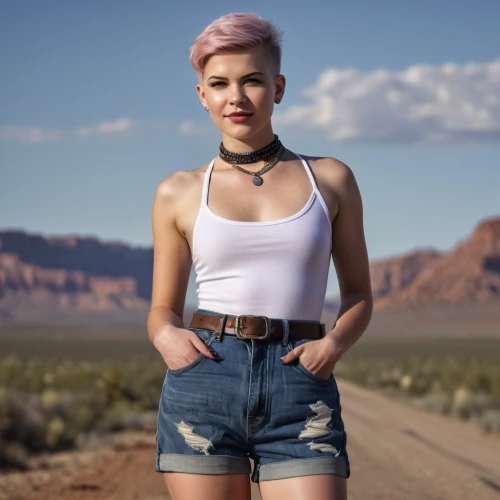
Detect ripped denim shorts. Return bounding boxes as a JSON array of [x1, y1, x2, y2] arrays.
[[155, 308, 350, 483]]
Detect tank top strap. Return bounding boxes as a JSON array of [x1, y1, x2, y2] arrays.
[[201, 157, 217, 207], [295, 152, 332, 227], [294, 153, 320, 195]]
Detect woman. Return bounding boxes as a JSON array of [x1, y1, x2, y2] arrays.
[[148, 12, 373, 500]]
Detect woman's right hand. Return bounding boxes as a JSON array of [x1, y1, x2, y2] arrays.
[[152, 325, 217, 371]]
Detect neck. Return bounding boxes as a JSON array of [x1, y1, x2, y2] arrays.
[[220, 128, 276, 153]]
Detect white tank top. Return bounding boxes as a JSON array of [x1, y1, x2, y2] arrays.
[[192, 152, 332, 321]]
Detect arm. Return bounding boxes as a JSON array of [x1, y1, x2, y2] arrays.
[[147, 172, 217, 367], [147, 172, 192, 343], [324, 159, 373, 361], [280, 158, 373, 375]]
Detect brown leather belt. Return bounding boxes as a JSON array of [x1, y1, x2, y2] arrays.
[[189, 313, 325, 341]]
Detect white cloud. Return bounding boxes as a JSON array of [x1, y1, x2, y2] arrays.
[[0, 126, 64, 144], [274, 58, 500, 145], [75, 118, 134, 138], [178, 120, 207, 136], [0, 118, 135, 143]]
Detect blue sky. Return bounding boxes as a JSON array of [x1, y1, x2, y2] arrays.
[[1, 0, 499, 301]]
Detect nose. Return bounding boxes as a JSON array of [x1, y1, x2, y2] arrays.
[[228, 84, 247, 106]]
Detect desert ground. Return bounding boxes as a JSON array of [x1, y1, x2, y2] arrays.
[[2, 376, 499, 500]]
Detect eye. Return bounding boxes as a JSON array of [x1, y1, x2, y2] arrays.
[[209, 78, 263, 88]]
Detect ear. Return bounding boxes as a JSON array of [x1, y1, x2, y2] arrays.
[[196, 83, 207, 109], [274, 73, 286, 102]]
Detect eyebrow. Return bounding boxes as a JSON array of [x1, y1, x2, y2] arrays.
[[207, 71, 265, 81]]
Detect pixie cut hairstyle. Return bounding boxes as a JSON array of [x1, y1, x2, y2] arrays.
[[189, 12, 284, 82]]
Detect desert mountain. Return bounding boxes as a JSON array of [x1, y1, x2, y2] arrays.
[[369, 249, 443, 300], [0, 230, 153, 299], [374, 216, 500, 310], [1, 216, 499, 325], [0, 230, 152, 323], [321, 216, 500, 340]]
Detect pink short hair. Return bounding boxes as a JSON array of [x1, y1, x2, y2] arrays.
[[190, 13, 284, 82]]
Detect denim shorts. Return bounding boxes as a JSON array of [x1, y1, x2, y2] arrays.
[[155, 308, 350, 483]]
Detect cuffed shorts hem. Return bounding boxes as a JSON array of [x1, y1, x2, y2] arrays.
[[156, 453, 252, 475], [252, 456, 349, 483]]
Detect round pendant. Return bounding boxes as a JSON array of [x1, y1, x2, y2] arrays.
[[253, 176, 263, 186]]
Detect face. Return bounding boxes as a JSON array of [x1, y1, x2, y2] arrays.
[[196, 44, 285, 143]]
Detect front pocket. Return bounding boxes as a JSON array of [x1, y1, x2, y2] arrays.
[[284, 338, 334, 384], [167, 328, 215, 375]]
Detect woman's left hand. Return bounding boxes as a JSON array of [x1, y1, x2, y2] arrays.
[[280, 336, 343, 379]]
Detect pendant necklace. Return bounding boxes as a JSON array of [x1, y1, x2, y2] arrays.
[[219, 135, 285, 186]]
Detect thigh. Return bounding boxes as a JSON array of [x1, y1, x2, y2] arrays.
[[259, 474, 347, 500], [164, 472, 251, 500], [250, 337, 350, 484], [156, 328, 252, 477]]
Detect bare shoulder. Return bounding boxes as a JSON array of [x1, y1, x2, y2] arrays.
[[153, 161, 210, 210], [299, 154, 359, 215], [303, 154, 354, 187]]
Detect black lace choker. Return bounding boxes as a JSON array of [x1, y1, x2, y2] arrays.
[[219, 134, 282, 164]]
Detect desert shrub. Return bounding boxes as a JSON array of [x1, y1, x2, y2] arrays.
[[450, 387, 498, 419], [474, 409, 500, 433], [96, 401, 146, 432], [0, 353, 167, 469], [413, 392, 453, 414], [0, 390, 46, 451], [334, 351, 500, 434]]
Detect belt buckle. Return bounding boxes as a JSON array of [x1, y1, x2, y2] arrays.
[[234, 315, 271, 340]]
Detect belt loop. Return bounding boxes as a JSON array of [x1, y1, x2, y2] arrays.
[[281, 319, 289, 346], [216, 314, 227, 341]]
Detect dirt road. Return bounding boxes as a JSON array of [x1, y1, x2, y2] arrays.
[[3, 378, 500, 500]]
